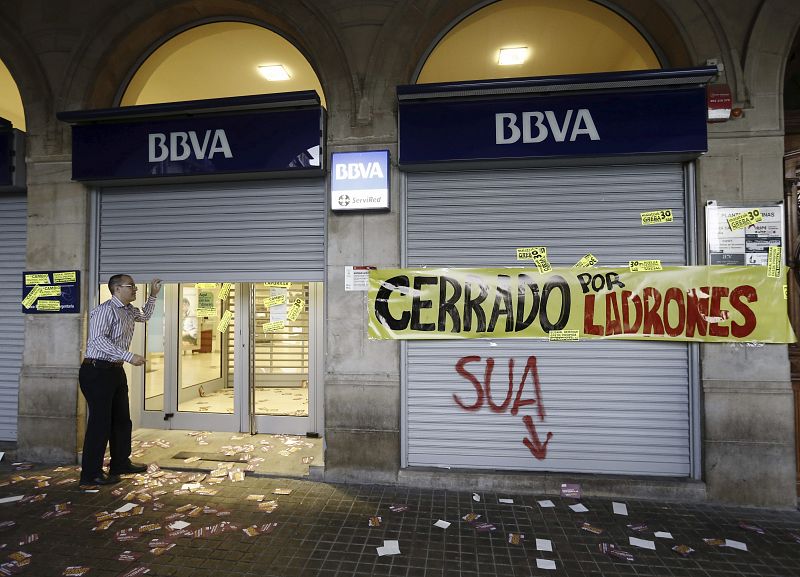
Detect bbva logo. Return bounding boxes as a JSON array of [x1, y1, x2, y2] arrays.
[[148, 129, 233, 162], [495, 109, 600, 145], [334, 162, 385, 180]]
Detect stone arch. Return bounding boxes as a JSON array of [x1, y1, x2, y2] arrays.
[[743, 0, 800, 131], [56, 0, 353, 120], [0, 16, 52, 148]]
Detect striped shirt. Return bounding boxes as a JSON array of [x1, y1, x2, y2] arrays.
[[85, 295, 157, 363]]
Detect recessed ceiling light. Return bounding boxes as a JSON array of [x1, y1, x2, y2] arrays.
[[258, 65, 291, 81], [498, 47, 529, 66]]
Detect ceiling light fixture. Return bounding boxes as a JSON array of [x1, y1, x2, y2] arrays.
[[258, 64, 291, 81], [498, 47, 529, 66]]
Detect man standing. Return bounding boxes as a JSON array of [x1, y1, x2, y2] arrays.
[[79, 274, 162, 486]]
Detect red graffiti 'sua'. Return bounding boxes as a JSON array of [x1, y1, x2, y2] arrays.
[[453, 355, 553, 460]]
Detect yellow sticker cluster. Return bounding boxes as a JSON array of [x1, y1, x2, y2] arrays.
[[573, 253, 598, 268], [216, 310, 233, 333], [24, 273, 51, 285], [548, 329, 580, 341], [264, 295, 287, 308], [263, 321, 285, 333], [264, 282, 291, 288], [767, 246, 781, 278], [218, 282, 232, 302], [287, 298, 305, 321], [641, 210, 673, 225], [629, 259, 663, 272], [727, 209, 763, 231]]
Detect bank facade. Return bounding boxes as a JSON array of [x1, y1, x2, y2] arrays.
[[0, 0, 798, 508]]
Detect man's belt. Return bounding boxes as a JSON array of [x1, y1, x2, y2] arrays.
[[82, 358, 124, 367]]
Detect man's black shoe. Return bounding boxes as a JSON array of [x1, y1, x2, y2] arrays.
[[79, 473, 121, 487], [109, 461, 148, 475]]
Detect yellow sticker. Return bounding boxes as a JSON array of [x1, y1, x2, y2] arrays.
[[533, 253, 552, 273], [52, 271, 76, 283], [641, 209, 674, 225], [37, 285, 62, 297], [263, 321, 285, 333], [218, 282, 232, 301], [36, 300, 61, 311], [25, 273, 51, 285], [21, 286, 42, 309], [264, 282, 291, 288], [286, 298, 305, 321], [784, 285, 788, 300], [548, 329, 580, 341], [727, 209, 763, 231], [629, 259, 663, 272], [216, 310, 233, 333], [573, 253, 598, 268], [767, 246, 781, 278], [196, 283, 218, 289], [264, 295, 287, 308], [516, 247, 546, 261]]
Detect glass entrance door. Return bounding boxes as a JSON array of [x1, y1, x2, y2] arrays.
[[139, 282, 321, 434]]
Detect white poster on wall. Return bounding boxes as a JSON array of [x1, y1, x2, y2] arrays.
[[706, 201, 784, 266]]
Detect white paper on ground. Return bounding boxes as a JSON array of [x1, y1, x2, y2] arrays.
[[629, 537, 656, 550], [536, 538, 553, 552], [498, 498, 513, 504], [569, 503, 589, 513], [725, 539, 748, 551], [612, 502, 628, 516], [0, 495, 23, 504], [0, 452, 4, 461], [115, 502, 137, 513], [181, 483, 202, 491], [538, 500, 555, 508], [376, 540, 401, 556], [472, 493, 481, 502], [434, 520, 451, 529], [168, 521, 190, 530], [654, 531, 673, 539], [536, 559, 557, 570]]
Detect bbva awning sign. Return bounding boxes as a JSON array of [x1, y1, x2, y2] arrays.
[[367, 266, 796, 343]]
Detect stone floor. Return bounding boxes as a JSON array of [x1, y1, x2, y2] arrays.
[[0, 460, 797, 576]]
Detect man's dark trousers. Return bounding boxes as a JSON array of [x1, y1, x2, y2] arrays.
[[79, 364, 132, 480]]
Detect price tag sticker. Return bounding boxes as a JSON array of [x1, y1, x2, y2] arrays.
[[629, 259, 663, 272], [727, 209, 763, 231], [218, 282, 232, 302], [548, 329, 579, 341], [216, 310, 233, 333], [767, 246, 781, 278], [262, 321, 285, 333], [25, 273, 51, 285], [573, 253, 598, 268], [52, 271, 77, 283], [640, 210, 673, 225], [286, 298, 305, 321], [516, 246, 546, 261], [264, 295, 286, 308]]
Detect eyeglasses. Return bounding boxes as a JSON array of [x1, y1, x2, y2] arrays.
[[118, 284, 137, 288]]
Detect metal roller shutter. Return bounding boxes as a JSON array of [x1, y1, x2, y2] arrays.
[[99, 179, 325, 282], [405, 164, 692, 476], [0, 194, 26, 441]]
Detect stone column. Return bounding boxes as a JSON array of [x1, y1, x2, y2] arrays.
[[17, 158, 87, 463]]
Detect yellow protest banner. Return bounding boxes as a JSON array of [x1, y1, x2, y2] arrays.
[[368, 266, 796, 343]]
